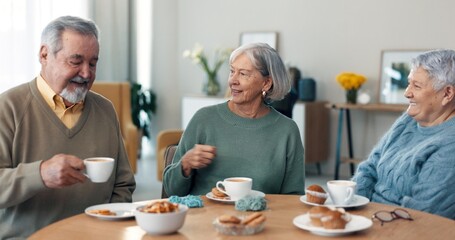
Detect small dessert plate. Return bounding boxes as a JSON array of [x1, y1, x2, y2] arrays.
[[300, 195, 370, 208], [206, 190, 265, 203], [85, 203, 139, 220], [293, 213, 372, 236]]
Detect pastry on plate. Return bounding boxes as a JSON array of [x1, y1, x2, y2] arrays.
[[211, 187, 228, 198], [320, 208, 351, 229], [305, 184, 328, 204], [308, 206, 330, 227]]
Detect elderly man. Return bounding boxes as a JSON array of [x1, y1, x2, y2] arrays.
[[0, 16, 136, 238]]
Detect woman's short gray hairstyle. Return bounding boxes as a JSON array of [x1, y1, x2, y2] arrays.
[[411, 49, 455, 91], [230, 43, 290, 101], [41, 16, 99, 56]]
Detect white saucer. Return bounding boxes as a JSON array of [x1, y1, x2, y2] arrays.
[[293, 213, 372, 236], [85, 203, 139, 220], [206, 190, 265, 203], [300, 195, 370, 208]]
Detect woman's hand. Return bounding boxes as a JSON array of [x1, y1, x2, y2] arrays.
[[181, 144, 216, 177]]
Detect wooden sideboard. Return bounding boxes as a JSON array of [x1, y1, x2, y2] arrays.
[[293, 101, 329, 169], [182, 95, 329, 173]]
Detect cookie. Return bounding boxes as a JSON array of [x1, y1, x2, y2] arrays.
[[212, 187, 227, 198], [246, 215, 266, 227], [218, 215, 241, 224], [88, 209, 116, 216], [241, 212, 265, 225]]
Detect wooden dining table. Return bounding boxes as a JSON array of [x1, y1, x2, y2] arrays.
[[29, 194, 455, 240]]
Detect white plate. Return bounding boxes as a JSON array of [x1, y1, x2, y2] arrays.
[[206, 190, 265, 203], [293, 213, 372, 236], [85, 203, 139, 220], [300, 195, 370, 208]]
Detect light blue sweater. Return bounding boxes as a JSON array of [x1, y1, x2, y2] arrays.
[[352, 113, 455, 219], [163, 102, 305, 196]]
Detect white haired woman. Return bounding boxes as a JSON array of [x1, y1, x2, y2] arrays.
[[164, 43, 304, 196], [353, 49, 455, 219]]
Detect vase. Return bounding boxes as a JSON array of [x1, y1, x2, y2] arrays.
[[203, 73, 220, 96], [346, 89, 358, 104]]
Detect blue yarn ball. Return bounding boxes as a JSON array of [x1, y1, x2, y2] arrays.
[[235, 195, 267, 211]]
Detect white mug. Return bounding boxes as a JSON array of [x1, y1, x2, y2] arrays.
[[327, 180, 356, 205], [215, 177, 252, 201], [83, 157, 115, 183]]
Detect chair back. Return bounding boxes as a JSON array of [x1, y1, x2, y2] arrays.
[[90, 81, 139, 172], [156, 129, 183, 181], [161, 144, 178, 198]]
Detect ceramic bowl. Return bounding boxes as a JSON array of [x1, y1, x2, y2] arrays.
[[134, 204, 188, 235]]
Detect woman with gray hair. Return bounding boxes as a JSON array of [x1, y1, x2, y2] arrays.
[[164, 43, 304, 196], [353, 49, 455, 219]]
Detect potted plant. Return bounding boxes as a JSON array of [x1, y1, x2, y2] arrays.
[[131, 82, 157, 140]]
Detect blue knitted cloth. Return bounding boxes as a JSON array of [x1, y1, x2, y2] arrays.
[[169, 195, 204, 208], [235, 195, 267, 211]]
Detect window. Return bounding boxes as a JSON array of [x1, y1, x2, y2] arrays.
[[0, 0, 89, 93]]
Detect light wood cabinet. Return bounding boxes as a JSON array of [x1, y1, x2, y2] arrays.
[[292, 101, 329, 166]]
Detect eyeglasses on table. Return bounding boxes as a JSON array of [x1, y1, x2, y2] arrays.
[[372, 208, 414, 226]]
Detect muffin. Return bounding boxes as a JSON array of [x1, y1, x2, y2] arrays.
[[305, 184, 328, 204], [308, 206, 330, 227], [320, 208, 351, 229]]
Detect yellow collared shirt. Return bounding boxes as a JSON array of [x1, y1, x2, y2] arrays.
[[37, 76, 84, 129]]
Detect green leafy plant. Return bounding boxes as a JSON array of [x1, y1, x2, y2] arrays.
[[131, 82, 157, 139]]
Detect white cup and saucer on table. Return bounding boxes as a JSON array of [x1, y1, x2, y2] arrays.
[[216, 177, 253, 201], [326, 180, 357, 206], [206, 177, 265, 203]]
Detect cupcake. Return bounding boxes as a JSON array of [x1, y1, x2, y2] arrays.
[[320, 208, 351, 229], [308, 206, 330, 227], [305, 184, 328, 204]]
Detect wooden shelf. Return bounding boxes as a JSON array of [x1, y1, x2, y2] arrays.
[[326, 103, 408, 112], [341, 157, 363, 164]]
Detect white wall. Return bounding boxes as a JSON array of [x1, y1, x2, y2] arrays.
[[151, 0, 455, 178]]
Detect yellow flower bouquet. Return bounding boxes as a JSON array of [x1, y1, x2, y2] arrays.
[[336, 72, 367, 104]]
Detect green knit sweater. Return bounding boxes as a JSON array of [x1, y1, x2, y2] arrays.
[[0, 80, 136, 239], [163, 102, 305, 196]]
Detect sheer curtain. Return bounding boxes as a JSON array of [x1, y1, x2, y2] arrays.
[[1, 0, 146, 93], [0, 0, 90, 93]]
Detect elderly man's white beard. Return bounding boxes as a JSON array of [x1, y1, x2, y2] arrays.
[[60, 85, 88, 104], [59, 76, 90, 104]]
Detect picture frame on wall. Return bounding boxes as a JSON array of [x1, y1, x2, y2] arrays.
[[239, 32, 278, 50], [378, 49, 428, 104]]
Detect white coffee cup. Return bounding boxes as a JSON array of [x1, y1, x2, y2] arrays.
[[215, 177, 252, 201], [327, 180, 356, 205], [83, 157, 115, 183]]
